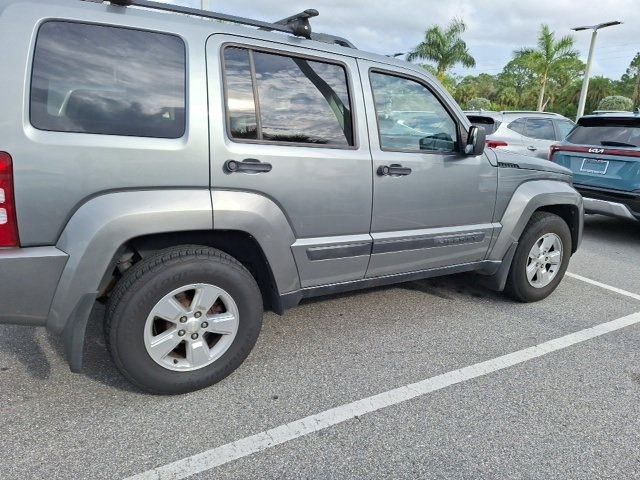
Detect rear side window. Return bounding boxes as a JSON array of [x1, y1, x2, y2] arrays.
[[507, 118, 526, 135], [467, 116, 501, 135], [223, 47, 354, 147], [567, 124, 640, 148], [555, 119, 575, 139], [523, 118, 555, 140], [31, 22, 186, 138]]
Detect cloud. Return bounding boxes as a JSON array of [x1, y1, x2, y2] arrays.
[[156, 0, 639, 78]]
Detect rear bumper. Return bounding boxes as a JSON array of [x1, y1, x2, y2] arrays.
[[0, 247, 68, 326], [576, 185, 640, 221]]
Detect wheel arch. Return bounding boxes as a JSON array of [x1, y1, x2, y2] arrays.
[[488, 179, 584, 263], [48, 189, 301, 372]]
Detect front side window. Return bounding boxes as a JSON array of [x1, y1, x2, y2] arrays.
[[223, 47, 353, 147], [370, 72, 458, 153], [524, 118, 556, 140], [31, 22, 186, 138]]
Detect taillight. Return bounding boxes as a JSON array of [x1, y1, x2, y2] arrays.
[[486, 140, 508, 149], [0, 152, 20, 248]]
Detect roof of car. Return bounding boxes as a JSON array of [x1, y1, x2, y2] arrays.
[[578, 112, 640, 126]]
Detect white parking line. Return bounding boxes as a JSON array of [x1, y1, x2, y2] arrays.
[[125, 309, 640, 480], [567, 272, 640, 302]]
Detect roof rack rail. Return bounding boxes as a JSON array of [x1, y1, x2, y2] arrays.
[[84, 0, 356, 48], [500, 110, 562, 116]]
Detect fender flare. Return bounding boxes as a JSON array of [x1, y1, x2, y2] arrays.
[[48, 189, 213, 338], [48, 189, 302, 371], [488, 180, 584, 263]]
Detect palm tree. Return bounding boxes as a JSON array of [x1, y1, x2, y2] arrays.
[[407, 19, 475, 82], [514, 25, 580, 111]]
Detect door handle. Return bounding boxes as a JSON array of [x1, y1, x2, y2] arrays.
[[224, 158, 272, 174], [527, 146, 537, 151], [377, 164, 412, 177]]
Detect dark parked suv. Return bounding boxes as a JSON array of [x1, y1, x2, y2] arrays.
[[0, 0, 583, 394]]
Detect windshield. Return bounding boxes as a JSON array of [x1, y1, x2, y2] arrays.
[[567, 124, 640, 148]]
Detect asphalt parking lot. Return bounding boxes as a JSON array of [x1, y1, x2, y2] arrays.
[[1, 214, 639, 480]]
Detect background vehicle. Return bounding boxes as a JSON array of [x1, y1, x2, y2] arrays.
[[466, 111, 575, 159], [550, 113, 640, 221], [0, 0, 583, 394]]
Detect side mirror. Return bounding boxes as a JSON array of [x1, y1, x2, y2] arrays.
[[464, 125, 486, 156]]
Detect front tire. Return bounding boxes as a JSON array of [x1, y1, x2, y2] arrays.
[[505, 212, 572, 303], [105, 246, 263, 395]]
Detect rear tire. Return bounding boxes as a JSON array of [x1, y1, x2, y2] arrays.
[[105, 245, 263, 395], [505, 212, 572, 303]]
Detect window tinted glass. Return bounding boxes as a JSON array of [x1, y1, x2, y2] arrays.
[[507, 118, 526, 135], [31, 22, 186, 138], [555, 120, 575, 139], [467, 116, 501, 135], [370, 72, 457, 152], [524, 118, 555, 140], [567, 124, 640, 147], [224, 48, 258, 140], [251, 51, 353, 146]]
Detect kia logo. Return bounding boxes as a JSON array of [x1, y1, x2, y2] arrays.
[[588, 148, 605, 154]]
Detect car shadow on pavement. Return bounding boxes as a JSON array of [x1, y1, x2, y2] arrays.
[[44, 303, 143, 394], [583, 214, 640, 243], [300, 273, 507, 307], [0, 325, 51, 380]]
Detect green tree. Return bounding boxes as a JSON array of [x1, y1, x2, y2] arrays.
[[407, 19, 475, 82], [598, 95, 634, 111], [620, 52, 640, 107], [467, 97, 492, 110], [513, 25, 581, 111]]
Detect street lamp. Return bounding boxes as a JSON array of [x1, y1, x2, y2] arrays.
[[201, 0, 211, 10], [572, 20, 622, 120]]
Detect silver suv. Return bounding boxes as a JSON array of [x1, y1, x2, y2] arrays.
[[0, 0, 583, 394], [466, 111, 575, 159]]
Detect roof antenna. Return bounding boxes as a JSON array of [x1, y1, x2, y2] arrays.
[[273, 9, 318, 39]]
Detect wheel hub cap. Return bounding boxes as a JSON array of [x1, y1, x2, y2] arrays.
[[143, 283, 240, 372], [526, 233, 563, 289]]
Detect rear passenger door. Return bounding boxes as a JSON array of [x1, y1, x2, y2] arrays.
[[522, 118, 557, 158], [206, 36, 373, 288]]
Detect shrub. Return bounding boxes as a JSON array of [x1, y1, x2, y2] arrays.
[[467, 97, 492, 110], [597, 95, 633, 112]]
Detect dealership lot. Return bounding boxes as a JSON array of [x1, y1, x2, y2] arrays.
[[1, 214, 639, 480]]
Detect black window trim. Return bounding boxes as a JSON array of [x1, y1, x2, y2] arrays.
[[367, 67, 463, 156], [29, 19, 188, 139], [220, 42, 359, 150]]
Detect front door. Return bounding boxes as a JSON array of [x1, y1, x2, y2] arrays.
[[207, 35, 373, 288], [358, 61, 498, 278]]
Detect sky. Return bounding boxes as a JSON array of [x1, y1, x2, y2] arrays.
[[158, 0, 640, 80]]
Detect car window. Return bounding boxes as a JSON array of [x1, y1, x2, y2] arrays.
[[555, 120, 575, 140], [223, 47, 353, 147], [31, 21, 186, 138], [507, 118, 526, 135], [467, 115, 501, 135], [524, 118, 556, 140], [567, 124, 640, 148], [370, 72, 457, 153]]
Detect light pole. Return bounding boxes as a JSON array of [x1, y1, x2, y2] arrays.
[[201, 0, 211, 10], [572, 21, 622, 120]]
